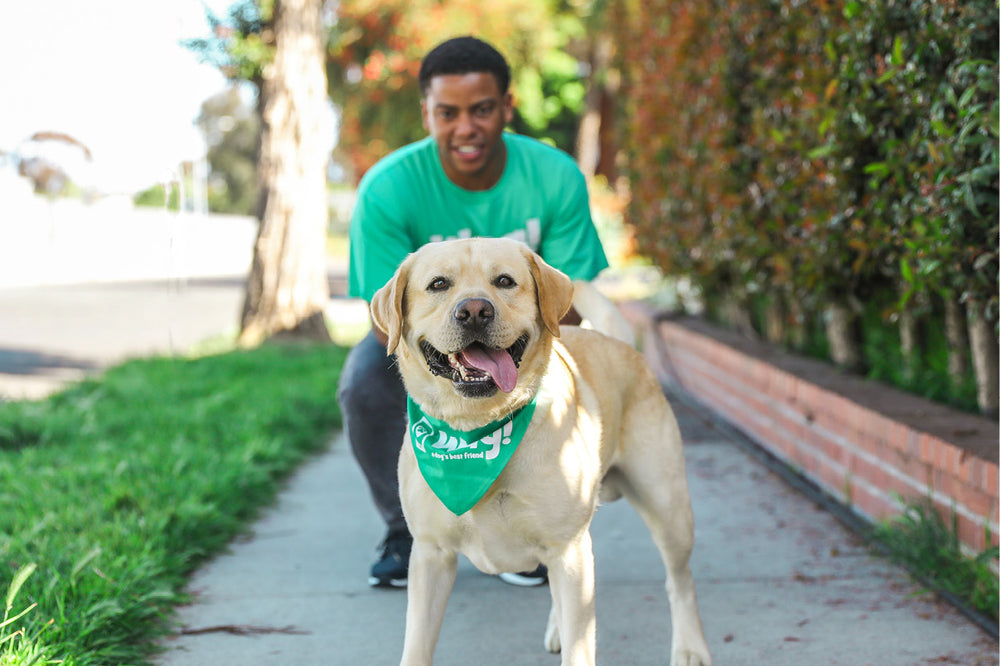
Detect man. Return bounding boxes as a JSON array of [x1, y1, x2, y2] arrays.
[[338, 36, 610, 588]]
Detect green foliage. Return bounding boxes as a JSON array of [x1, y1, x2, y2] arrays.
[[182, 1, 271, 86], [325, 0, 591, 180], [1, 563, 59, 666], [857, 293, 978, 411], [509, 46, 588, 151], [872, 497, 999, 621], [0, 343, 346, 665], [133, 182, 180, 211], [611, 0, 998, 408], [196, 88, 261, 215], [818, 0, 999, 313], [186, 1, 593, 183]]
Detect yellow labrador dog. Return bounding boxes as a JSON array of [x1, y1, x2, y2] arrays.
[[371, 237, 711, 666]]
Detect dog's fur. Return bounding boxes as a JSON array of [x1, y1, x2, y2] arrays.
[[371, 237, 711, 666]]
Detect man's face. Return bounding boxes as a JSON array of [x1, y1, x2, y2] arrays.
[[421, 72, 514, 191]]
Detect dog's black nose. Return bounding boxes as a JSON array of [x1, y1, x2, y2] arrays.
[[454, 298, 495, 330]]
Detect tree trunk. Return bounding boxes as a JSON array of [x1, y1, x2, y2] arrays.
[[966, 295, 999, 416], [943, 296, 970, 393], [720, 289, 756, 338], [898, 296, 919, 384], [826, 300, 862, 371], [576, 35, 613, 179], [787, 296, 807, 351], [239, 0, 331, 347], [764, 294, 786, 345]]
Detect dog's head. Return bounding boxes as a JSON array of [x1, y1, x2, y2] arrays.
[[371, 238, 573, 418]]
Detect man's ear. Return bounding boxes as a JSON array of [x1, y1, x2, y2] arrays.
[[420, 98, 430, 131], [502, 92, 514, 125], [524, 247, 574, 337], [370, 259, 410, 355]]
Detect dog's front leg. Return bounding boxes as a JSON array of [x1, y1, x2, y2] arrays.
[[545, 531, 597, 666], [400, 540, 457, 666]]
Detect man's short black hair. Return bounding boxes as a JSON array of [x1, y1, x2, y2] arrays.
[[418, 36, 511, 96]]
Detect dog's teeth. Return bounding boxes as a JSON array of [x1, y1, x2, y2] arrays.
[[447, 353, 470, 381]]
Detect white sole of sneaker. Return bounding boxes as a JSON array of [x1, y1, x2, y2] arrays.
[[368, 576, 408, 588], [498, 572, 546, 587]]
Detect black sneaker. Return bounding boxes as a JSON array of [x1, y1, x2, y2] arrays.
[[498, 564, 548, 587], [368, 530, 412, 588]]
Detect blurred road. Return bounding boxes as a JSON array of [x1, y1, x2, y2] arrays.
[[0, 278, 246, 400], [0, 198, 356, 400]]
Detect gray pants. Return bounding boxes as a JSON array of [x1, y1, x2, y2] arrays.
[[337, 330, 409, 535]]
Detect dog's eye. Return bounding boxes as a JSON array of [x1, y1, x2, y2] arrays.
[[427, 277, 451, 292], [494, 274, 517, 289]]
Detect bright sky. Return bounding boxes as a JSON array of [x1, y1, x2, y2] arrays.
[[1, 0, 235, 193]]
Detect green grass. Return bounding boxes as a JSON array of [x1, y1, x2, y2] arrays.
[[0, 342, 348, 665], [871, 497, 999, 622]]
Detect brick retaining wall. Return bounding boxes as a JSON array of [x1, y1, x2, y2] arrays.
[[621, 303, 999, 554]]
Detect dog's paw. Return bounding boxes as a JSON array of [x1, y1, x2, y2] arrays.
[[671, 647, 712, 666]]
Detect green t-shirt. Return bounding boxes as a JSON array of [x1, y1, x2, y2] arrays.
[[348, 132, 609, 301]]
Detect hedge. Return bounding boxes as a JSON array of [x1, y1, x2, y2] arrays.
[[610, 0, 998, 414]]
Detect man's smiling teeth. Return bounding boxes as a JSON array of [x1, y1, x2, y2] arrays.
[[457, 146, 478, 154]]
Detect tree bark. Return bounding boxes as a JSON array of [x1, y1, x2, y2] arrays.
[[898, 295, 919, 384], [787, 296, 807, 351], [966, 295, 999, 416], [826, 300, 862, 371], [764, 294, 786, 345], [943, 297, 970, 393], [239, 0, 331, 347], [720, 289, 756, 338], [576, 35, 613, 180]]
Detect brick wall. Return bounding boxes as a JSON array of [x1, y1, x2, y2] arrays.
[[621, 303, 999, 554]]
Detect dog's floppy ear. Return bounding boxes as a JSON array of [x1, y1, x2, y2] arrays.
[[524, 247, 574, 337], [370, 258, 410, 355]]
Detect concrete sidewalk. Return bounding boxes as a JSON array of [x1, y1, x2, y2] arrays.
[[153, 397, 996, 666]]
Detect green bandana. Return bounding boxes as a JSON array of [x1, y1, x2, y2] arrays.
[[407, 396, 538, 516]]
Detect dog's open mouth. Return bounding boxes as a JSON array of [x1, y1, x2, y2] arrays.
[[420, 335, 529, 395]]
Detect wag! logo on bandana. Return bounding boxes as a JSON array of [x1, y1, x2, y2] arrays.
[[407, 396, 538, 516], [411, 416, 515, 461]]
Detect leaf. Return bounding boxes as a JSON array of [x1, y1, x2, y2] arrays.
[[864, 162, 890, 179], [71, 546, 102, 582], [877, 69, 897, 84], [963, 184, 979, 215], [808, 144, 833, 159], [4, 563, 36, 613], [824, 78, 838, 101], [930, 119, 953, 139], [958, 86, 977, 110], [898, 284, 915, 308], [974, 252, 996, 271], [900, 259, 913, 283], [918, 260, 942, 277], [892, 36, 905, 66], [962, 164, 999, 186], [0, 602, 37, 635]]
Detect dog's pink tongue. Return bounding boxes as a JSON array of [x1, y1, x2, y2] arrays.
[[459, 346, 518, 393]]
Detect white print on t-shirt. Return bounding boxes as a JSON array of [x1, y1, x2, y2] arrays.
[[429, 218, 541, 251]]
